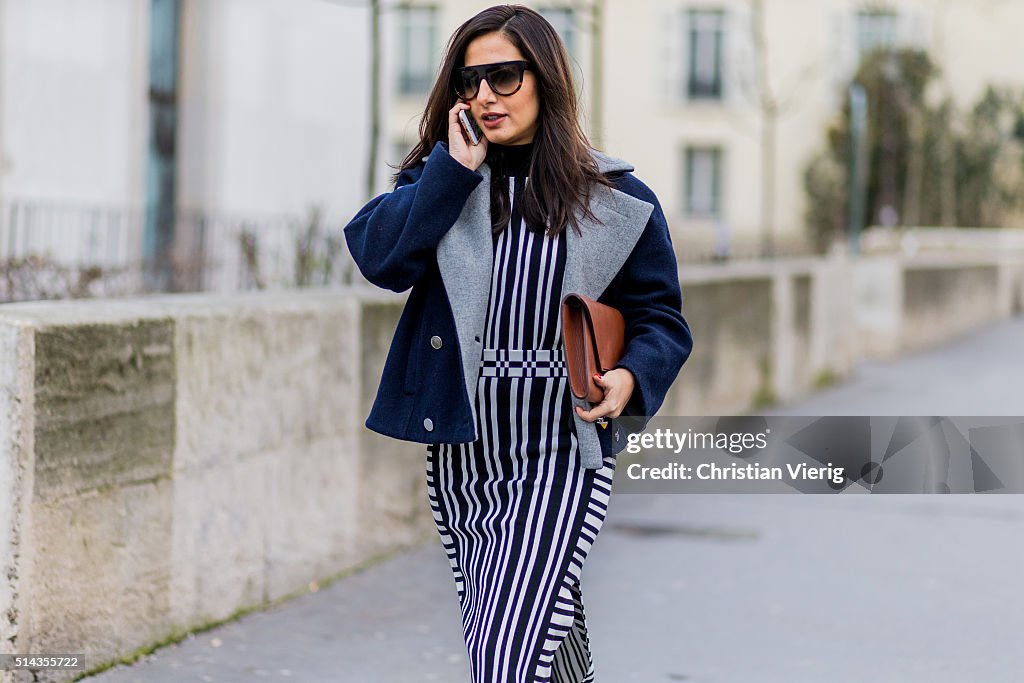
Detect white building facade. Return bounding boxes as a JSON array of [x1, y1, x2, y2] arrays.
[[385, 0, 1024, 257], [3, 0, 1023, 294], [0, 0, 372, 292]]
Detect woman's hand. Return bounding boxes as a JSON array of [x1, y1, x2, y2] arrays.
[[448, 101, 488, 171], [575, 368, 636, 423]]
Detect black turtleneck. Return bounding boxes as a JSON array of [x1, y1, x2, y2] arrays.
[[490, 140, 541, 236], [493, 141, 535, 179]]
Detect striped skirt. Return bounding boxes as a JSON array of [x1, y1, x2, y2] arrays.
[[426, 347, 617, 682]]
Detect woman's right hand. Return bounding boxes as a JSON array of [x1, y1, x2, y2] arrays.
[[448, 101, 488, 171]]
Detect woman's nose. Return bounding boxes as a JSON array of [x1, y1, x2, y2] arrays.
[[475, 79, 497, 104]]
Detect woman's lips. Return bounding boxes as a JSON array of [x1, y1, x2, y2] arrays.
[[481, 113, 507, 129]]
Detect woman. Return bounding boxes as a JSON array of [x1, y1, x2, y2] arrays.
[[344, 5, 692, 681]]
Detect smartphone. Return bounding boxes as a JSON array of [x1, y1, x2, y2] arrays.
[[458, 109, 483, 146]]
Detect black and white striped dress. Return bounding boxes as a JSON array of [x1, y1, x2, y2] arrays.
[[426, 142, 617, 683]]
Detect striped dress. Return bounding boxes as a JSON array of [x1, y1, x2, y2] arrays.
[[426, 142, 617, 683]]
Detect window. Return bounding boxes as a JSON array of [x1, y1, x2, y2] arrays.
[[397, 6, 438, 96], [539, 7, 576, 57], [687, 9, 724, 100], [684, 147, 723, 218], [856, 9, 898, 61]]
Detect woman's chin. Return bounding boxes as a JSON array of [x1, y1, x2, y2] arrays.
[[484, 130, 519, 146]]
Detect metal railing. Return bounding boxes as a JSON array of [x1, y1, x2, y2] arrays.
[[0, 200, 363, 303]]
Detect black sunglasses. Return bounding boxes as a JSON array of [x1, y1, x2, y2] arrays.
[[454, 60, 532, 99]]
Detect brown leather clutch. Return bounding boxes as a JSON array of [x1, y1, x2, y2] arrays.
[[560, 293, 625, 403]]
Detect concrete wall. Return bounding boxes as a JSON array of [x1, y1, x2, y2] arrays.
[[853, 255, 1024, 359], [669, 253, 858, 416], [0, 290, 428, 682], [1, 254, 1023, 680]]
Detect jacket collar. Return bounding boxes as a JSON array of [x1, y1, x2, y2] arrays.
[[589, 148, 635, 175], [435, 147, 655, 466]]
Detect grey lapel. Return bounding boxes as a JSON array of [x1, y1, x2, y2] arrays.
[[436, 162, 494, 437], [436, 149, 655, 468]]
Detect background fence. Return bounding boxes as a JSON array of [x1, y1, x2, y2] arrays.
[[0, 200, 363, 302]]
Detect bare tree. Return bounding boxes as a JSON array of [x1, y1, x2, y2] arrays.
[[746, 0, 818, 256]]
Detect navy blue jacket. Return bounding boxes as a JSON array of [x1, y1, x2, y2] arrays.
[[344, 141, 693, 468]]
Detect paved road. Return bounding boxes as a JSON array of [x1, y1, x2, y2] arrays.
[[89, 318, 1024, 683], [764, 317, 1024, 416]]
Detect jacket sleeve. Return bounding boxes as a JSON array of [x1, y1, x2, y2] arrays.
[[606, 175, 694, 418], [343, 140, 484, 292]]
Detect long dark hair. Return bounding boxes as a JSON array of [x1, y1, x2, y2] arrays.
[[394, 4, 612, 237]]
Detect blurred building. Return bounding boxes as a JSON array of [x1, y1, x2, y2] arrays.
[[386, 0, 1024, 258], [3, 0, 1024, 297], [1, 0, 371, 292]]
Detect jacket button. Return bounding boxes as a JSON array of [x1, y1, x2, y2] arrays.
[[430, 335, 443, 349], [423, 418, 434, 431]]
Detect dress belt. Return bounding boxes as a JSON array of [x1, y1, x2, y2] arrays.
[[479, 348, 568, 378]]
